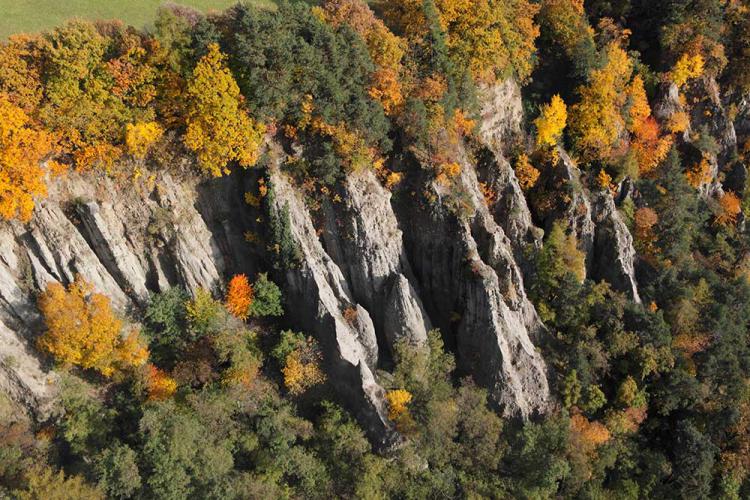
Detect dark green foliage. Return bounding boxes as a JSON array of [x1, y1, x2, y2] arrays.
[[143, 287, 191, 366], [224, 2, 390, 182], [94, 443, 141, 499], [249, 273, 284, 317], [271, 330, 305, 365], [264, 181, 303, 270]]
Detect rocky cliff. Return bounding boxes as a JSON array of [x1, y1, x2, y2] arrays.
[[0, 80, 652, 443]]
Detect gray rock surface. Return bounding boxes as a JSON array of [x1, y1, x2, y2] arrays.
[[0, 169, 257, 418], [266, 167, 397, 447], [591, 192, 641, 303], [398, 143, 550, 418]]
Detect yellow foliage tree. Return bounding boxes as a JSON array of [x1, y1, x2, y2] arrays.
[[37, 277, 148, 376], [0, 35, 44, 113], [125, 121, 163, 159], [686, 157, 713, 188], [514, 154, 540, 191], [671, 53, 705, 88], [596, 169, 613, 191], [383, 0, 540, 82], [282, 338, 326, 395], [570, 44, 633, 163], [0, 93, 51, 222], [185, 43, 265, 177], [535, 94, 567, 148], [225, 274, 254, 320], [385, 388, 416, 433]]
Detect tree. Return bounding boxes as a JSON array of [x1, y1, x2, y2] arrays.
[[0, 93, 50, 221], [15, 466, 104, 500], [282, 339, 326, 395], [515, 154, 540, 191], [37, 277, 148, 376], [248, 273, 283, 317], [569, 43, 633, 164], [535, 94, 567, 148], [382, 0, 540, 82], [125, 121, 163, 159], [94, 443, 141, 500], [385, 389, 415, 432], [225, 274, 254, 320], [145, 365, 178, 401], [317, 0, 406, 115], [538, 0, 597, 78], [626, 75, 672, 176], [0, 34, 44, 112], [184, 43, 265, 177], [715, 191, 741, 227]]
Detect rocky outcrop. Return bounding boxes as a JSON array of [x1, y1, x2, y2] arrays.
[[397, 144, 550, 418], [267, 168, 397, 447], [591, 192, 641, 303], [0, 169, 258, 418], [547, 149, 596, 271], [478, 80, 524, 154], [333, 169, 431, 352]]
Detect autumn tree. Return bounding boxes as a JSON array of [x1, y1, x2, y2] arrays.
[[385, 389, 416, 433], [515, 154, 541, 191], [538, 0, 597, 78], [145, 364, 178, 401], [670, 53, 705, 88], [382, 0, 540, 82], [569, 43, 633, 164], [37, 277, 148, 376], [0, 34, 44, 112], [272, 330, 326, 395], [184, 43, 265, 177], [0, 93, 51, 221], [39, 22, 126, 168], [715, 191, 741, 227], [626, 75, 672, 176], [225, 274, 254, 320], [125, 121, 163, 159], [317, 0, 407, 115], [535, 94, 567, 148]]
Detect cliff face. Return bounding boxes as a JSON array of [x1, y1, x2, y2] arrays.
[[0, 79, 651, 443], [0, 168, 258, 419]]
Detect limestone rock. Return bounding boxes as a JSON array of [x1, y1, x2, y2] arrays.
[[591, 192, 641, 303]]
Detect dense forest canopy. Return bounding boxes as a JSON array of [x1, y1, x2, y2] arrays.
[[2, 0, 750, 498]]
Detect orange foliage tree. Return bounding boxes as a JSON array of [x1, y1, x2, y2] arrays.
[[145, 364, 178, 401], [0, 93, 51, 221], [514, 154, 540, 191], [225, 274, 254, 320], [37, 277, 148, 376], [626, 76, 672, 176], [570, 413, 611, 449], [715, 191, 741, 227]]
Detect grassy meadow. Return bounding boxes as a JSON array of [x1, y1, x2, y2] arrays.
[[0, 0, 275, 39]]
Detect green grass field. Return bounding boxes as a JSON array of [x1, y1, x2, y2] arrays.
[[0, 0, 275, 39]]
